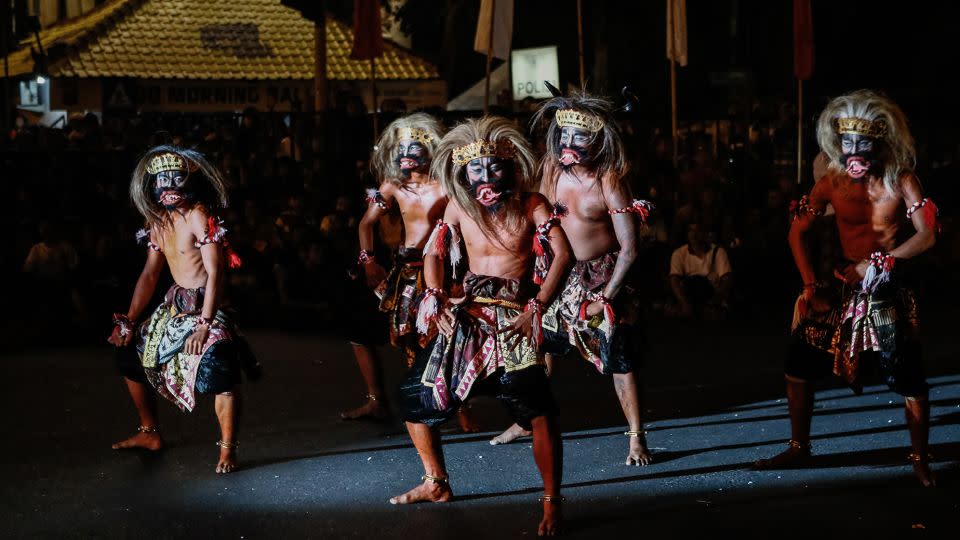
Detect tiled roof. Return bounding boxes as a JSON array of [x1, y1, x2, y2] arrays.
[[5, 0, 437, 80]]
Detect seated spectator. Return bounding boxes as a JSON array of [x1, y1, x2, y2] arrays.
[[672, 186, 735, 248], [634, 211, 671, 311], [22, 220, 83, 321], [668, 222, 733, 318], [275, 193, 312, 233], [23, 221, 78, 283]]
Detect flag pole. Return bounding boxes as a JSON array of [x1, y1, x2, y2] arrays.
[[669, 1, 678, 167], [577, 0, 585, 87], [313, 12, 327, 112], [483, 0, 496, 115], [371, 57, 379, 139], [796, 78, 803, 184]]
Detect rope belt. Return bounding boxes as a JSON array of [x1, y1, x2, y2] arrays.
[[471, 296, 524, 311]]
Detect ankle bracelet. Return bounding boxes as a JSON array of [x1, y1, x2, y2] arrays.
[[539, 494, 565, 503], [624, 430, 645, 437], [421, 474, 448, 485], [137, 425, 160, 434], [216, 440, 240, 449], [788, 439, 811, 451]]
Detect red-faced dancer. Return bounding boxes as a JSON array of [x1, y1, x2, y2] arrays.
[[754, 90, 939, 488]]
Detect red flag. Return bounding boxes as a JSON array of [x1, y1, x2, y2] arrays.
[[793, 0, 814, 80], [350, 0, 384, 60]]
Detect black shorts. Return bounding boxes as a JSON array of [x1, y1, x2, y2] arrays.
[[118, 340, 245, 394], [542, 322, 643, 375], [785, 337, 928, 398], [192, 340, 244, 394], [399, 349, 557, 430], [341, 273, 390, 346], [115, 342, 147, 384]]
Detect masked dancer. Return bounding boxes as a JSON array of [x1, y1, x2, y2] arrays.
[[390, 117, 571, 536], [108, 146, 258, 474], [754, 90, 939, 487], [343, 113, 478, 431], [491, 91, 654, 467]]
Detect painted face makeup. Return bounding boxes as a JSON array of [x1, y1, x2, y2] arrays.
[[153, 169, 191, 209], [466, 156, 512, 212], [558, 126, 593, 169], [395, 139, 430, 179], [840, 133, 876, 180]]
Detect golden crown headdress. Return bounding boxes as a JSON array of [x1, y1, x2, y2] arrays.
[[452, 139, 517, 166], [836, 117, 887, 139], [146, 152, 194, 175], [396, 127, 434, 145], [555, 108, 604, 133]]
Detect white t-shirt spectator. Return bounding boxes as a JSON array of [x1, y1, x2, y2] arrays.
[[23, 241, 78, 282], [669, 243, 732, 287]]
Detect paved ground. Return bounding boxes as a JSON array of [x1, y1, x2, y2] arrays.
[[2, 311, 957, 539]]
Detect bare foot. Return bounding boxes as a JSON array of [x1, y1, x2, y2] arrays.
[[753, 444, 811, 470], [626, 434, 653, 466], [216, 445, 239, 474], [911, 457, 936, 488], [111, 431, 162, 451], [457, 406, 480, 433], [388, 480, 453, 505], [538, 499, 562, 537], [489, 423, 531, 445], [340, 398, 389, 421]]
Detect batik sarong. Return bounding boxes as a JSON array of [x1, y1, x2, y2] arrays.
[[137, 285, 254, 411], [786, 271, 926, 397], [400, 272, 555, 428], [376, 247, 430, 366], [541, 251, 643, 374]]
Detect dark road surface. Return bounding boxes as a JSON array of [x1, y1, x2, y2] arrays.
[[2, 313, 957, 539]]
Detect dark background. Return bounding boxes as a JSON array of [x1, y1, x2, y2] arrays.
[[381, 0, 960, 150]]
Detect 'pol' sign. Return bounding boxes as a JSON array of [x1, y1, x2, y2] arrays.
[[511, 46, 559, 100]]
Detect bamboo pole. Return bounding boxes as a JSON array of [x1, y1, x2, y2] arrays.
[[371, 57, 379, 138], [483, 0, 496, 115], [669, 6, 678, 167], [313, 16, 327, 111], [577, 0, 585, 87], [796, 78, 803, 184]]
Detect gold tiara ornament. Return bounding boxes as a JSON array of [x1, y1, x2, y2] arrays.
[[452, 139, 517, 166], [146, 152, 192, 175], [555, 109, 604, 132], [836, 117, 887, 139], [396, 127, 434, 145]]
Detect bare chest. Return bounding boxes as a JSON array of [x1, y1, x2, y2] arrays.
[[830, 179, 903, 227], [554, 175, 607, 221], [158, 222, 199, 258], [395, 186, 446, 223], [459, 215, 531, 258]]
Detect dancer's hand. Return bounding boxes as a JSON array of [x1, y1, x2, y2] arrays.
[[185, 325, 210, 355], [364, 261, 388, 289], [436, 297, 465, 337], [799, 287, 830, 317], [107, 326, 132, 347], [584, 300, 604, 318], [835, 261, 867, 284], [437, 306, 456, 337], [500, 310, 534, 341]]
